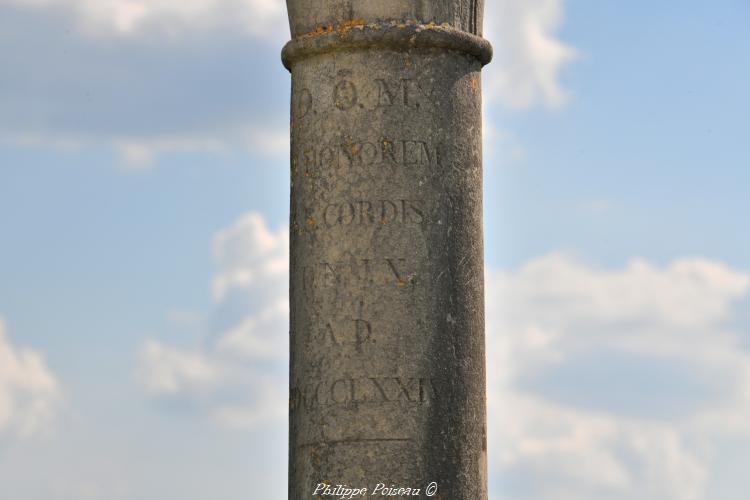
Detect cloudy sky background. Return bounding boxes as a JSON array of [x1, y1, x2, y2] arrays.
[[1, 1, 749, 499]]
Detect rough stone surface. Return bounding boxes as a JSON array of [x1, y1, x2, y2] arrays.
[[286, 0, 485, 38], [285, 3, 490, 498]]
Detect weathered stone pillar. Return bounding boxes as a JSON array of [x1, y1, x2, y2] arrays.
[[284, 2, 491, 498]]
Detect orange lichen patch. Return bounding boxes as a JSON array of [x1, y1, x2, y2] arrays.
[[306, 216, 316, 226], [396, 278, 406, 288], [470, 75, 479, 90], [298, 19, 367, 39], [300, 23, 334, 38], [336, 18, 367, 35]]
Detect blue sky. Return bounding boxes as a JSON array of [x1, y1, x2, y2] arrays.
[[0, 1, 749, 499]]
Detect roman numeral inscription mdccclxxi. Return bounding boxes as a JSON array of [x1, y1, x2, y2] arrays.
[[290, 376, 439, 411]]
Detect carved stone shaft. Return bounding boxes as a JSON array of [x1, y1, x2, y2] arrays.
[[283, 2, 491, 498]]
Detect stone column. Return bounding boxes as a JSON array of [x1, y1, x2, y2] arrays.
[[283, 2, 491, 498]]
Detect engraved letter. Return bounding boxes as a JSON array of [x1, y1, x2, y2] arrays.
[[295, 88, 312, 118], [369, 378, 391, 402], [394, 377, 416, 402], [385, 258, 407, 286], [334, 80, 357, 110], [375, 79, 395, 107], [358, 200, 375, 224], [331, 379, 351, 404], [354, 319, 372, 348]]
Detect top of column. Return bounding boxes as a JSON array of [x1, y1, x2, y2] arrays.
[[285, 0, 485, 38]]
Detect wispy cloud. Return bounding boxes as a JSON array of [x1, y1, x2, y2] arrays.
[[1, 0, 576, 170], [0, 318, 61, 438], [0, 1, 290, 169], [138, 213, 288, 428], [4, 0, 288, 42], [484, 0, 577, 109], [487, 254, 750, 500], [136, 211, 750, 498], [114, 126, 288, 169]]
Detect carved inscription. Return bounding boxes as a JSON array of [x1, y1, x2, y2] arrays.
[[291, 70, 447, 441], [299, 138, 441, 174], [305, 318, 373, 348], [333, 78, 434, 111], [303, 199, 424, 228], [293, 77, 437, 117], [290, 377, 438, 411], [333, 80, 358, 110], [302, 258, 417, 291]]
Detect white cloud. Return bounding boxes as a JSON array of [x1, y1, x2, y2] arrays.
[[138, 338, 285, 427], [495, 253, 748, 336], [487, 254, 750, 500], [211, 212, 288, 302], [0, 0, 292, 169], [139, 339, 220, 395], [136, 211, 750, 495], [1, 0, 575, 169], [4, 0, 288, 41], [0, 318, 61, 437], [113, 127, 288, 170], [138, 212, 288, 427], [114, 136, 226, 170], [137, 219, 750, 498], [484, 0, 577, 109], [11, 127, 289, 171]]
